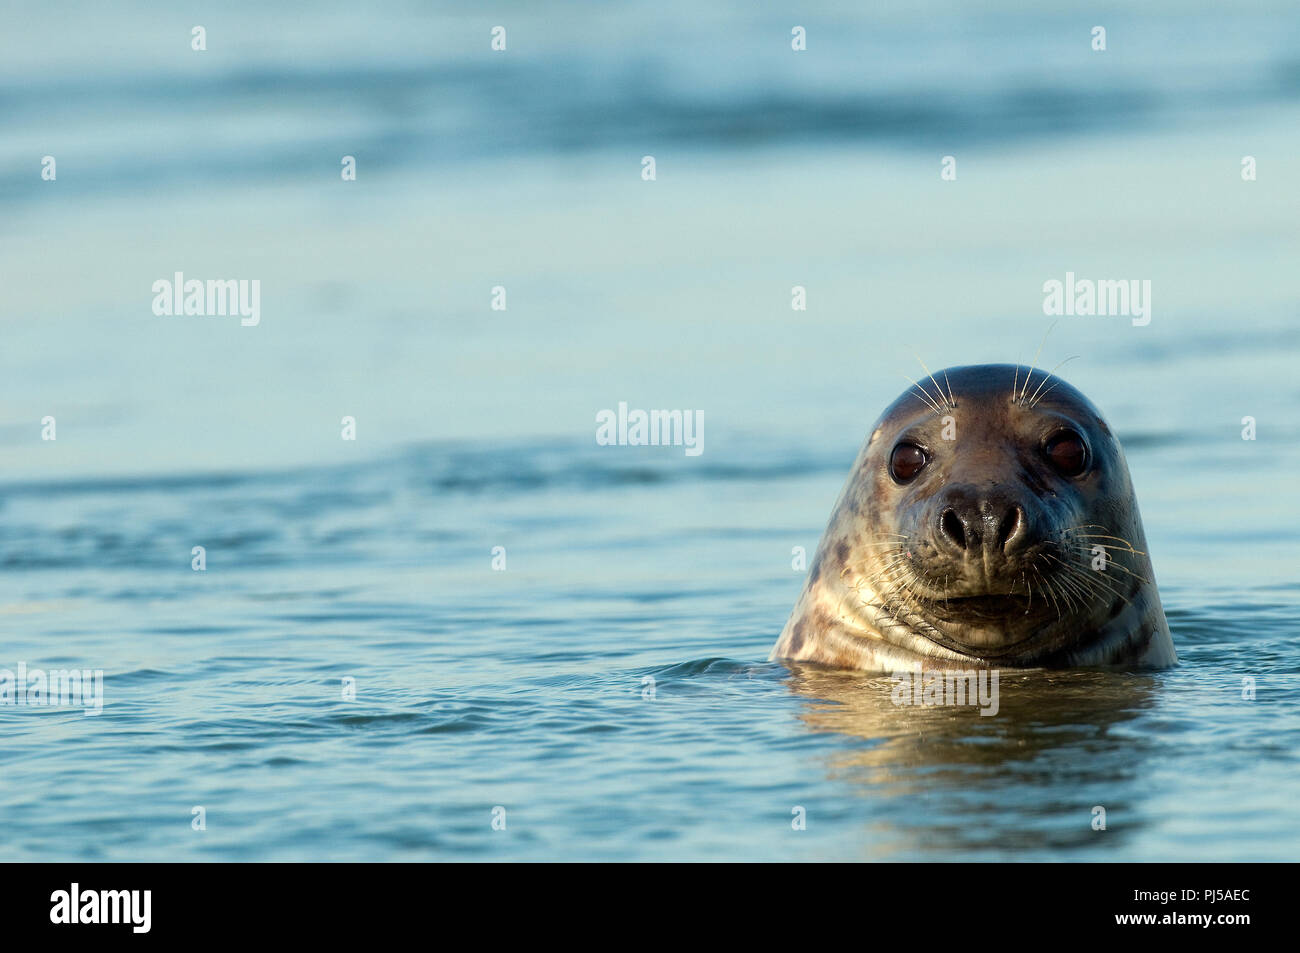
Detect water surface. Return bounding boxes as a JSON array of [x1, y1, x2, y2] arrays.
[[1, 1, 1298, 860]]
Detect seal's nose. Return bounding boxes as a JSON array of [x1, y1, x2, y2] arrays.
[[936, 486, 1031, 559]]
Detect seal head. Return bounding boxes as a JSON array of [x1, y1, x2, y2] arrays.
[[771, 364, 1176, 671]]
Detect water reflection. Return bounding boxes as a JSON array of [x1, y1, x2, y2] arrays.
[[783, 663, 1166, 858]]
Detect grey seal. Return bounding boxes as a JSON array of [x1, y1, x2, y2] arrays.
[[771, 364, 1177, 671]]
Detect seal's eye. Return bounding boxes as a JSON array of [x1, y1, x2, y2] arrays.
[[1045, 430, 1088, 477], [889, 443, 927, 483]]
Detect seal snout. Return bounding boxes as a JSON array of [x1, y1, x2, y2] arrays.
[[934, 484, 1036, 563]]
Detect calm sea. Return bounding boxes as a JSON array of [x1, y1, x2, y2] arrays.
[[1, 1, 1298, 860]]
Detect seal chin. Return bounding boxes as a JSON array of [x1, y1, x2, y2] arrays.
[[917, 602, 1047, 655], [904, 586, 1071, 658], [930, 593, 1035, 624]]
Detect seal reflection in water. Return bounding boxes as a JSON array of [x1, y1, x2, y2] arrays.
[[771, 364, 1177, 671]]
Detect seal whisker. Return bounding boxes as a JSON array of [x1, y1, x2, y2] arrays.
[[1050, 567, 1082, 615], [1046, 553, 1135, 608], [1068, 535, 1145, 555], [1027, 355, 1081, 408], [1046, 574, 1072, 619], [1062, 567, 1134, 610], [871, 563, 915, 596], [1067, 553, 1151, 586], [1063, 525, 1145, 555], [916, 355, 954, 413], [1060, 543, 1154, 579], [902, 373, 946, 417], [1049, 563, 1099, 609], [1019, 320, 1059, 404], [855, 556, 911, 592], [1034, 565, 1063, 622], [1063, 524, 1144, 550]]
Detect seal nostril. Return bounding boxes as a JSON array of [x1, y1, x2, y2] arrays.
[[996, 505, 1024, 551], [941, 509, 967, 550]]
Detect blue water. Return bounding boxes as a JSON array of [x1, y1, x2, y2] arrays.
[[2, 1, 1299, 860]]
